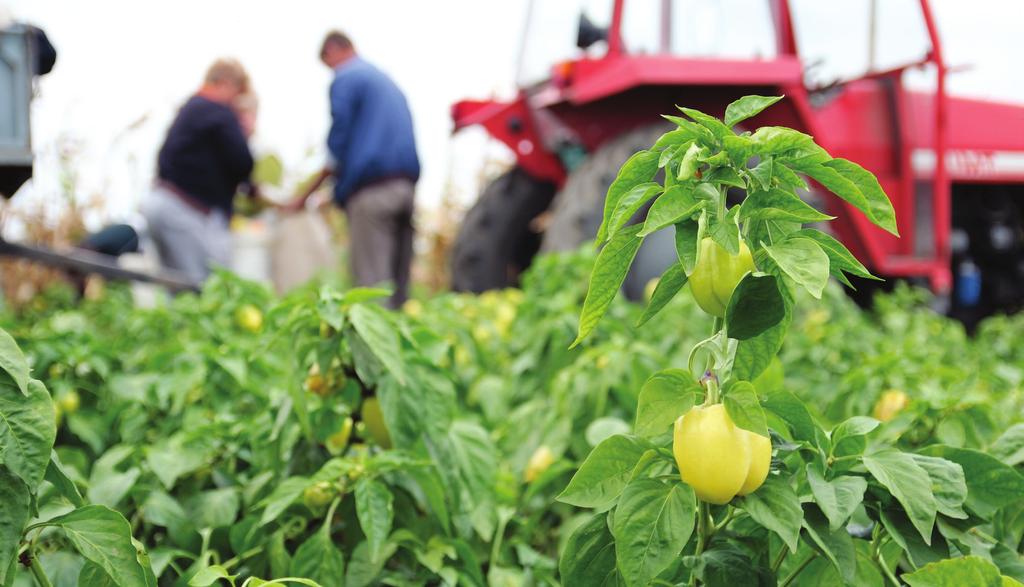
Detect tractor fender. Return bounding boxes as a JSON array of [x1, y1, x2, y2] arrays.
[[451, 96, 566, 186]]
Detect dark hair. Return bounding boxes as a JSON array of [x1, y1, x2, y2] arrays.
[[320, 31, 354, 57]]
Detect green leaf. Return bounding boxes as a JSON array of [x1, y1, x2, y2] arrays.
[[654, 127, 699, 150], [349, 304, 406, 385], [0, 329, 30, 396], [678, 106, 733, 139], [259, 476, 309, 526], [746, 218, 802, 250], [572, 225, 645, 347], [691, 546, 763, 586], [145, 437, 210, 490], [753, 126, 827, 160], [823, 158, 899, 235], [774, 161, 808, 190], [831, 416, 879, 447], [677, 142, 703, 181], [189, 565, 236, 587], [990, 424, 1024, 466], [763, 389, 820, 445], [722, 134, 754, 165], [346, 540, 396, 587], [663, 115, 716, 146], [378, 363, 456, 449], [559, 514, 618, 587], [0, 378, 56, 491], [739, 476, 802, 553], [640, 185, 701, 237], [724, 95, 783, 127], [708, 212, 740, 255], [613, 479, 696, 587], [636, 262, 689, 327], [725, 273, 785, 340], [438, 422, 498, 528], [991, 545, 1024, 585], [674, 219, 700, 274], [733, 272, 793, 381], [291, 514, 346, 585], [911, 455, 968, 520], [792, 228, 877, 286], [704, 166, 746, 188], [339, 287, 392, 305], [763, 238, 830, 299], [78, 562, 119, 587], [747, 158, 774, 191], [880, 508, 946, 569], [189, 488, 240, 530], [787, 157, 898, 236], [806, 466, 867, 532], [87, 455, 140, 509], [723, 381, 768, 437], [557, 434, 649, 509], [905, 556, 1005, 587], [863, 449, 938, 543], [741, 188, 834, 223], [355, 478, 394, 564], [42, 505, 151, 587], [605, 182, 662, 241], [266, 530, 292, 579], [45, 453, 85, 508], [802, 503, 857, 584], [920, 445, 1024, 518], [597, 150, 660, 244], [140, 491, 187, 530], [634, 370, 699, 438], [658, 143, 682, 168], [0, 466, 30, 585]]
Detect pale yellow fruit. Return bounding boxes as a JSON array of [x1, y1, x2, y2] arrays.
[[674, 404, 751, 505]]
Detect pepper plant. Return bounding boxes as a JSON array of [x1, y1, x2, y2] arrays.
[[558, 96, 1024, 586]]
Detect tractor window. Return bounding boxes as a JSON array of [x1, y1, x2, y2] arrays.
[[620, 0, 777, 59], [517, 0, 614, 85], [790, 0, 930, 88]]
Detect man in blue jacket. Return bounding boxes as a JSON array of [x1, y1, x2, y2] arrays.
[[288, 31, 420, 308]]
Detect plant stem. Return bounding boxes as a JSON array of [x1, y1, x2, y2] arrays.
[[712, 507, 735, 533], [705, 377, 721, 405], [221, 546, 264, 571], [690, 501, 712, 587], [779, 553, 816, 587], [490, 511, 511, 567], [876, 549, 901, 587], [27, 552, 54, 587], [771, 547, 789, 572]]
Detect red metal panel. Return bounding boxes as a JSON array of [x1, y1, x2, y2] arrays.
[[552, 55, 804, 106], [451, 97, 566, 185]]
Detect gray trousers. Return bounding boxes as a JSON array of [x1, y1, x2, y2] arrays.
[[345, 178, 415, 308], [141, 185, 231, 284]]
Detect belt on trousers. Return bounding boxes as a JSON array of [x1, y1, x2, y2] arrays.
[[158, 180, 213, 216], [353, 174, 416, 194]]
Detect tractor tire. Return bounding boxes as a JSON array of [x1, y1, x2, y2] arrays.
[[541, 123, 676, 300], [451, 167, 556, 293]]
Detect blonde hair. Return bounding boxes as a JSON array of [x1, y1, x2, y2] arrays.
[[204, 58, 250, 93]]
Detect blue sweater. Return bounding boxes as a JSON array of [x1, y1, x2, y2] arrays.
[[327, 57, 420, 204]]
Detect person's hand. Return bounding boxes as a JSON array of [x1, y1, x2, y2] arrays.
[[278, 196, 308, 214]]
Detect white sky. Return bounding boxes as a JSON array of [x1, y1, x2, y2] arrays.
[[5, 0, 1023, 230]]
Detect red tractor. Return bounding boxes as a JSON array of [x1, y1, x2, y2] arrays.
[[449, 0, 1024, 323]]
